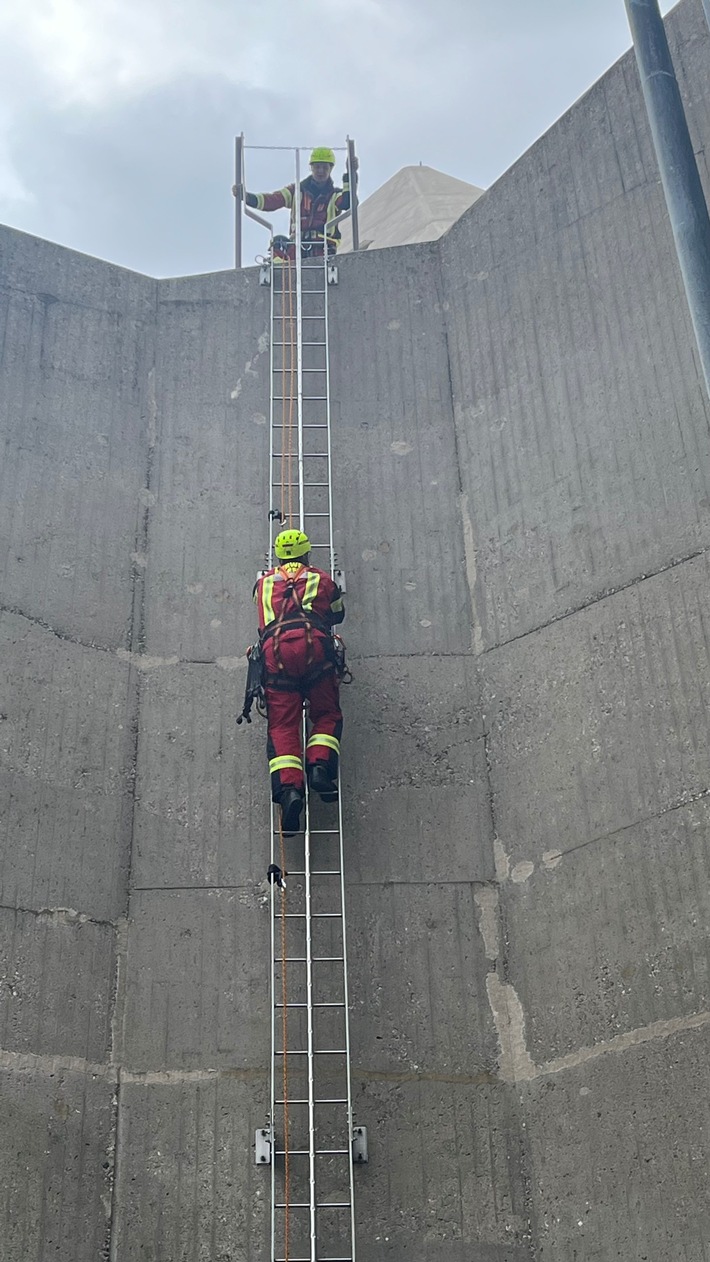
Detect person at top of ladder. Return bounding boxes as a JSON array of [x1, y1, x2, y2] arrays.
[[233, 147, 357, 260], [254, 529, 345, 836]]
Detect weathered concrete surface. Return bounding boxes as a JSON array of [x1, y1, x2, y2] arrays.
[[111, 1077, 269, 1260], [130, 661, 264, 890], [145, 270, 271, 660], [0, 1062, 115, 1262], [328, 244, 472, 659], [0, 611, 135, 920], [521, 1025, 710, 1260], [0, 225, 154, 649], [3, 0, 710, 1258], [442, 1, 710, 649]]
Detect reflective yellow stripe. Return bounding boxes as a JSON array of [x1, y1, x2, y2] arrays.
[[330, 596, 344, 614], [269, 755, 303, 773], [261, 574, 275, 625], [306, 734, 340, 754], [301, 571, 320, 612]]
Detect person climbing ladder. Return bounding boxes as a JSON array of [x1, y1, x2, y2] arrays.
[[253, 528, 345, 835]]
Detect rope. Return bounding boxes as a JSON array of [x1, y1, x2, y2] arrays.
[[280, 257, 296, 529], [275, 249, 299, 1261], [278, 816, 290, 1261]]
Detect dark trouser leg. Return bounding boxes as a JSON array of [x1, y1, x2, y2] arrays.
[[305, 670, 342, 784], [265, 685, 305, 802]]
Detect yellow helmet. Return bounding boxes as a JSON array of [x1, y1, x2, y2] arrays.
[[310, 147, 335, 167], [274, 529, 311, 560]]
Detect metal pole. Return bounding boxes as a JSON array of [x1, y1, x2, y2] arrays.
[[234, 134, 244, 269], [624, 0, 710, 396], [346, 138, 359, 253], [702, 0, 710, 32]]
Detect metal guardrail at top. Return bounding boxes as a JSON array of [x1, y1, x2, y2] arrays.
[[233, 136, 360, 269]]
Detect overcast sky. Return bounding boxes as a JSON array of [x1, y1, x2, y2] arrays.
[[0, 0, 677, 278]]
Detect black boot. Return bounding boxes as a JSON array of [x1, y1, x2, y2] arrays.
[[280, 787, 304, 836], [308, 762, 338, 803]]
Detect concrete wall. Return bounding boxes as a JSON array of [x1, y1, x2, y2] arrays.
[[439, 0, 710, 1257], [2, 0, 710, 1258], [0, 227, 153, 1259]]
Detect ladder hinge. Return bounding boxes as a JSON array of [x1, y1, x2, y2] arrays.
[[352, 1125, 368, 1164], [327, 262, 338, 286], [255, 1124, 272, 1165]]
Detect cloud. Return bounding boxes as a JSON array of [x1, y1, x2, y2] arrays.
[[0, 0, 679, 276]]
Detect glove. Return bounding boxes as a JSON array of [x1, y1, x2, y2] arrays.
[[245, 192, 258, 208]]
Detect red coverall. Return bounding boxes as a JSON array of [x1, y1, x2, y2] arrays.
[[254, 561, 345, 801]]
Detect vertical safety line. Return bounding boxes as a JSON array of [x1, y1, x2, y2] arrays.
[[295, 149, 305, 534], [303, 771, 317, 1262], [279, 822, 290, 1262], [322, 245, 335, 578], [269, 251, 276, 566]]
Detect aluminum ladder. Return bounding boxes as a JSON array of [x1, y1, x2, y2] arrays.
[[247, 144, 365, 1262]]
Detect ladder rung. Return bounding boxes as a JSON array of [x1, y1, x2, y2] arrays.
[[274, 454, 329, 459], [273, 396, 327, 401], [275, 1002, 345, 1009], [275, 1049, 347, 1056], [283, 870, 341, 876], [272, 342, 327, 347], [284, 913, 341, 919], [274, 1201, 353, 1211], [275, 1098, 348, 1105], [272, 423, 327, 429], [274, 956, 345, 963], [273, 1149, 349, 1156]]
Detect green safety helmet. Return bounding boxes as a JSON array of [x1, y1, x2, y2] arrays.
[[310, 147, 335, 167], [274, 528, 311, 560]]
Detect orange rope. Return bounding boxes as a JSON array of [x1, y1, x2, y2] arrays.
[[277, 816, 290, 1261], [275, 251, 298, 1258], [279, 257, 296, 529]]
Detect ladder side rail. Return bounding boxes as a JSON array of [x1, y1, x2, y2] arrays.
[[269, 227, 278, 1262], [303, 759, 318, 1261], [337, 785, 357, 1261], [234, 134, 243, 269], [268, 251, 276, 560], [321, 246, 336, 578], [270, 822, 277, 1261], [347, 138, 359, 253], [294, 146, 317, 1262], [325, 141, 358, 247], [294, 149, 305, 534]]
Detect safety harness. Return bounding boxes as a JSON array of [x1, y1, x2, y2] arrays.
[[237, 566, 349, 722], [260, 565, 336, 691]]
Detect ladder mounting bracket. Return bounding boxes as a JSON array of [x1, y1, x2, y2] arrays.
[[255, 1124, 272, 1165], [259, 264, 271, 287], [334, 568, 346, 593], [327, 262, 339, 286], [352, 1125, 368, 1164]]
